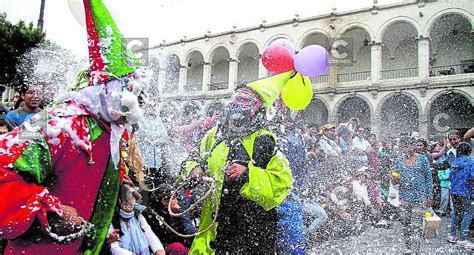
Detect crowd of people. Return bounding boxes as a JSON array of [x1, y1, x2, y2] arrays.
[[2, 0, 474, 253], [143, 101, 474, 254], [0, 81, 473, 254], [290, 117, 474, 253], [0, 87, 43, 135]]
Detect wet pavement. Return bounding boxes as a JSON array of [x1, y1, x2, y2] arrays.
[[309, 215, 472, 254]]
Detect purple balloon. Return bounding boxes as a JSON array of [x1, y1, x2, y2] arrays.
[[270, 39, 296, 55], [294, 45, 329, 77]]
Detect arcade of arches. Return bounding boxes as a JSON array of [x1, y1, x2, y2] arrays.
[[158, 90, 473, 139]]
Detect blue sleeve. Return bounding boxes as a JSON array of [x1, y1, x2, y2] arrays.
[[423, 156, 434, 200], [469, 160, 474, 180], [432, 156, 446, 169], [4, 112, 18, 131], [392, 157, 401, 172]]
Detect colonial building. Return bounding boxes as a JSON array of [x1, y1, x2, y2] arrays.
[[149, 0, 473, 139]]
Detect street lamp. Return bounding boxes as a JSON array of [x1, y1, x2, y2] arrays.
[[38, 0, 46, 32]]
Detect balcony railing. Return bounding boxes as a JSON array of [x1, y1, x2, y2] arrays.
[[163, 85, 178, 94], [310, 74, 329, 84], [381, 67, 418, 80], [208, 82, 228, 91], [430, 63, 474, 77], [184, 83, 202, 92], [337, 71, 371, 82]]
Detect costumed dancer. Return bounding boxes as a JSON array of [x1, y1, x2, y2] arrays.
[[0, 0, 151, 254], [177, 42, 329, 254]]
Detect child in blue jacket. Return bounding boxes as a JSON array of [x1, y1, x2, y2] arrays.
[[448, 142, 474, 250]]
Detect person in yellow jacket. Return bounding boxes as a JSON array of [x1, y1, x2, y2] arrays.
[[177, 71, 314, 254]]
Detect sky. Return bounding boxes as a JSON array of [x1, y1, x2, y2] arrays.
[[1, 0, 402, 59]]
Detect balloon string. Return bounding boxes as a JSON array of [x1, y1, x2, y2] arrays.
[[301, 76, 306, 86], [290, 71, 298, 79]]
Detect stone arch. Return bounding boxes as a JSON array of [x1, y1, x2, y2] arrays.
[[427, 11, 472, 72], [206, 44, 232, 63], [297, 29, 331, 50], [163, 53, 181, 93], [208, 46, 231, 90], [298, 97, 330, 127], [427, 90, 474, 138], [380, 19, 419, 79], [235, 40, 262, 57], [264, 34, 295, 49], [425, 89, 474, 117], [376, 16, 422, 42], [236, 41, 260, 83], [184, 49, 205, 91], [184, 48, 205, 64], [148, 56, 160, 98], [163, 51, 182, 64], [336, 23, 375, 42], [378, 92, 421, 139], [376, 91, 424, 116], [424, 8, 473, 36], [334, 94, 374, 129], [336, 24, 373, 80]]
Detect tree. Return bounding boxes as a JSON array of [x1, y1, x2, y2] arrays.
[[0, 13, 45, 90]]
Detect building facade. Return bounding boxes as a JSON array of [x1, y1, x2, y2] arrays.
[[149, 0, 473, 139]]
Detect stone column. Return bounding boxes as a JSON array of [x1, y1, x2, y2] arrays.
[[371, 114, 380, 138], [202, 63, 212, 92], [158, 68, 166, 95], [228, 59, 238, 92], [417, 37, 430, 81], [328, 64, 338, 86], [370, 42, 382, 84], [328, 114, 337, 124], [419, 114, 429, 139], [178, 66, 187, 93]]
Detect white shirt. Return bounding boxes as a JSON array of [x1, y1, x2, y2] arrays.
[[318, 135, 342, 157], [109, 214, 164, 255], [352, 136, 370, 165]]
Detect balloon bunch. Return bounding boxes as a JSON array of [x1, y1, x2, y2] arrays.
[[261, 39, 329, 110]]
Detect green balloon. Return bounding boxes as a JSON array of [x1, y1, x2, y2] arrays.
[[281, 74, 313, 111]]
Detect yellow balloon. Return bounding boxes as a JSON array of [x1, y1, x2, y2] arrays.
[[281, 74, 313, 110]]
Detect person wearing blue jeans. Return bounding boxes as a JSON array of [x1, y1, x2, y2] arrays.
[[274, 118, 307, 254], [437, 164, 451, 215], [392, 136, 433, 253], [303, 200, 328, 233], [448, 142, 474, 250]]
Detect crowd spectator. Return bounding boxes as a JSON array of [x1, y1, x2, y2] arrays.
[[4, 86, 43, 131], [448, 142, 474, 249], [337, 124, 353, 155], [275, 116, 307, 254], [352, 127, 371, 169], [318, 124, 342, 158], [145, 183, 195, 252], [379, 140, 396, 193], [0, 103, 9, 134], [108, 184, 166, 255], [392, 136, 433, 252]]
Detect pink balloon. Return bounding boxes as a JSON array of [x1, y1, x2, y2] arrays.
[[294, 45, 329, 77], [261, 45, 295, 74], [270, 39, 296, 54]]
